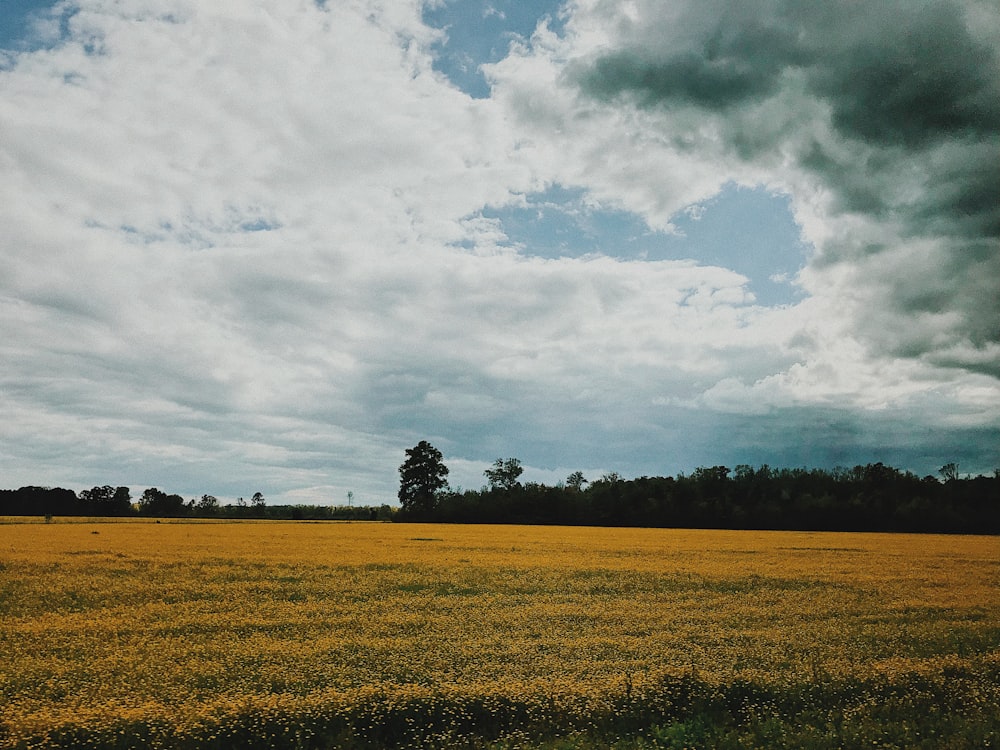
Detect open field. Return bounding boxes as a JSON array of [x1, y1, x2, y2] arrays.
[[1, 519, 998, 748]]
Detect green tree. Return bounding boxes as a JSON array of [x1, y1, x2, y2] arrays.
[[78, 485, 132, 516], [138, 487, 186, 516], [566, 471, 588, 492], [485, 458, 523, 490], [196, 494, 219, 515], [398, 441, 449, 514], [112, 486, 132, 515]]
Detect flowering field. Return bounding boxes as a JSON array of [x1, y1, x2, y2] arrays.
[[1, 519, 998, 748]]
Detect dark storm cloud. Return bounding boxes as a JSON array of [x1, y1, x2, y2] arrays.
[[812, 3, 999, 149], [576, 1, 999, 146], [920, 152, 1000, 239], [571, 0, 1000, 376], [581, 46, 782, 112], [578, 12, 813, 111]]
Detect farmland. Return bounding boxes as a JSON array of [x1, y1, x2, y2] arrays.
[[1, 519, 998, 748]]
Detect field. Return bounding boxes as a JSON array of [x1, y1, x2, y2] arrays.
[[1, 519, 998, 749]]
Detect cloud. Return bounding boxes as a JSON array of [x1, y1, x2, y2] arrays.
[[539, 0, 1000, 376], [0, 0, 771, 497], [1, 0, 998, 503]]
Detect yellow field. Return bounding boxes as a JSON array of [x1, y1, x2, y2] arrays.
[[1, 520, 998, 748]]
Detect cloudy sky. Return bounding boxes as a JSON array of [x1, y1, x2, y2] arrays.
[[2, 0, 998, 505]]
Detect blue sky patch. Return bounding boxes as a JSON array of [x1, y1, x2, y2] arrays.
[[483, 183, 811, 306], [664, 185, 811, 306], [422, 0, 564, 98], [0, 0, 62, 50]]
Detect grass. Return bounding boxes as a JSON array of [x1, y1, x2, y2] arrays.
[[0, 519, 997, 748]]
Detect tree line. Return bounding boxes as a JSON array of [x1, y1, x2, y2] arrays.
[[0, 485, 392, 521], [3, 447, 997, 533], [397, 442, 1000, 533]]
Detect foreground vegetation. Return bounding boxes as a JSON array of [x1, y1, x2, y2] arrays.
[[1, 520, 998, 748]]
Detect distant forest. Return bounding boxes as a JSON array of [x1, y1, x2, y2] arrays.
[[0, 486, 392, 522], [4, 461, 998, 533], [411, 462, 1000, 534]]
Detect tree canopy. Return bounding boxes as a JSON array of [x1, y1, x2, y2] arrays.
[[484, 457, 523, 490], [426, 461, 1000, 533], [397, 440, 450, 516]]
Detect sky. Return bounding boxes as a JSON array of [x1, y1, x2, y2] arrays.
[[1, 0, 998, 505]]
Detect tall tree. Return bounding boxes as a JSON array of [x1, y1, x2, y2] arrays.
[[398, 441, 449, 514]]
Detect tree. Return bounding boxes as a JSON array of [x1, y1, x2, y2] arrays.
[[566, 471, 588, 492], [398, 441, 449, 514], [939, 463, 959, 482], [485, 458, 524, 491], [591, 471, 622, 486], [251, 492, 266, 509], [78, 485, 132, 515], [196, 494, 219, 515], [138, 487, 186, 516], [112, 486, 132, 515], [1, 486, 78, 516]]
